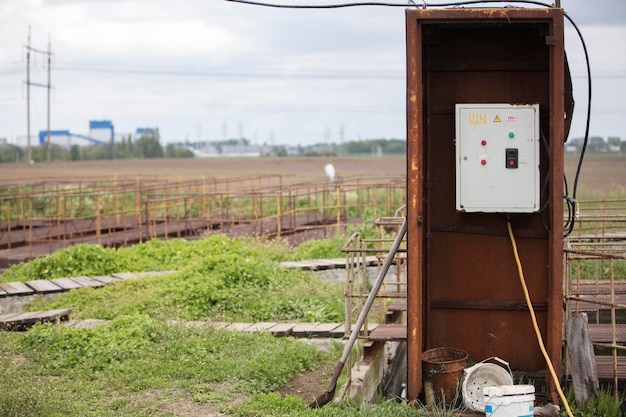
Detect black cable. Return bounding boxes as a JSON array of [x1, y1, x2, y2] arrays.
[[228, 0, 593, 237], [225, 0, 553, 9], [562, 12, 591, 237]]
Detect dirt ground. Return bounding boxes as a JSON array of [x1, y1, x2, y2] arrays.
[[1, 153, 622, 195], [0, 156, 406, 183], [564, 152, 626, 195]]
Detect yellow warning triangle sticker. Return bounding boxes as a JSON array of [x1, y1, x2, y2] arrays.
[[493, 115, 501, 123]]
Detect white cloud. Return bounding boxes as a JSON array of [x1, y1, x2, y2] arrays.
[[0, 0, 624, 145]]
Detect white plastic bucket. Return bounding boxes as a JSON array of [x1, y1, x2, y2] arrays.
[[483, 385, 535, 417], [462, 357, 513, 412]]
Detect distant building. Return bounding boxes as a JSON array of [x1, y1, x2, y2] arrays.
[[135, 128, 157, 140], [89, 120, 114, 143], [190, 141, 262, 157], [35, 121, 114, 148], [0, 138, 7, 147], [38, 129, 107, 148]]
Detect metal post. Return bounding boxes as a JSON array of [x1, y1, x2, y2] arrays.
[[46, 34, 51, 163], [26, 27, 31, 164]]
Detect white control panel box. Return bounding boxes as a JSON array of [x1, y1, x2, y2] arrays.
[[455, 103, 540, 213]]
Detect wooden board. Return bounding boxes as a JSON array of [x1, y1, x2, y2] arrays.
[[206, 322, 230, 330], [268, 323, 295, 337], [90, 275, 119, 284], [111, 272, 139, 280], [71, 276, 105, 288], [328, 324, 380, 339], [245, 322, 278, 333], [0, 308, 73, 330], [367, 324, 406, 342], [50, 278, 83, 290], [226, 322, 252, 332], [0, 281, 34, 296], [291, 322, 321, 338], [595, 356, 626, 380], [25, 279, 63, 293], [135, 271, 176, 277], [0, 312, 20, 322], [310, 323, 341, 337], [587, 324, 626, 344]]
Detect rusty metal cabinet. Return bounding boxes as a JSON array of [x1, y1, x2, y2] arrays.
[[405, 7, 566, 402]]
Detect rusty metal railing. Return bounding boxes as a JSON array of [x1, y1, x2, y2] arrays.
[[564, 198, 626, 398], [341, 212, 407, 383]]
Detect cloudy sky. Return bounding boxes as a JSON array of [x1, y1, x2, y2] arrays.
[[0, 0, 624, 147]]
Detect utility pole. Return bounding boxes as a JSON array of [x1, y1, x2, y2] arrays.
[[25, 27, 31, 164], [339, 122, 345, 143], [24, 28, 54, 163], [46, 34, 52, 163]]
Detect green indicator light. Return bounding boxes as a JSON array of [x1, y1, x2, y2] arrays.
[[508, 132, 515, 138]]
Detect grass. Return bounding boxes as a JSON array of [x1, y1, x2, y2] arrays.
[[1, 211, 626, 415], [1, 314, 327, 416], [566, 389, 625, 417], [0, 230, 436, 417], [2, 236, 345, 323]]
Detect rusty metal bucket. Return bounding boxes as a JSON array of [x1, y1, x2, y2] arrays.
[[422, 347, 468, 407]]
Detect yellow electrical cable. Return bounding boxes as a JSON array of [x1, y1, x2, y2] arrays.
[[507, 221, 574, 417]]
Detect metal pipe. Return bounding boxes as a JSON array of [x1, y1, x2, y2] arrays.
[[309, 217, 407, 408]]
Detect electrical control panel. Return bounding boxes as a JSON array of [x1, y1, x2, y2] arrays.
[[455, 103, 540, 213]]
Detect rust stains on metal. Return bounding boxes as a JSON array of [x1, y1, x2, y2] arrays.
[[405, 6, 566, 403]]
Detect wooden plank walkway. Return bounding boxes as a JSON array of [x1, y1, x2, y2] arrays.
[[587, 324, 626, 344], [0, 308, 73, 330], [567, 282, 626, 312], [0, 281, 34, 296], [0, 220, 209, 267], [1, 311, 352, 337], [594, 356, 626, 380], [0, 213, 340, 266], [279, 256, 378, 271], [0, 271, 177, 302], [15, 259, 626, 383], [584, 323, 626, 380]]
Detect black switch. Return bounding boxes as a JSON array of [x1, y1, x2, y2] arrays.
[[506, 148, 518, 169]]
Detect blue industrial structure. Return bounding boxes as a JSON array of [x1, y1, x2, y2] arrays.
[[89, 120, 115, 143], [34, 122, 159, 149], [135, 127, 156, 139], [38, 130, 107, 147], [38, 120, 114, 148]]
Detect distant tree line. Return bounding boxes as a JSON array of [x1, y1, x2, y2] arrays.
[[0, 131, 194, 163], [568, 136, 624, 153], [339, 138, 406, 155], [281, 138, 406, 157]]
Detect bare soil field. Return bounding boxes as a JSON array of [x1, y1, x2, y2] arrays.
[[564, 152, 626, 196], [0, 156, 405, 183], [1, 153, 623, 196]]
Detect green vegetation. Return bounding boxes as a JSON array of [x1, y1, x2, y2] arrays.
[[228, 396, 430, 416], [575, 184, 626, 201], [1, 235, 339, 283], [1, 314, 326, 416], [0, 177, 405, 224], [0, 131, 194, 163], [339, 139, 406, 156], [569, 257, 626, 283], [566, 389, 624, 417], [1, 236, 345, 323], [1, 229, 624, 416]]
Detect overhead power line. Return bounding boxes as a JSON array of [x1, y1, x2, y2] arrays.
[[224, 0, 554, 9], [24, 27, 54, 163], [52, 63, 403, 80]]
